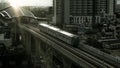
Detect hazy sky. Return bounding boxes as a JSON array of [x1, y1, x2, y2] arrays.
[[0, 0, 53, 7], [118, 0, 120, 4], [0, 0, 120, 6]]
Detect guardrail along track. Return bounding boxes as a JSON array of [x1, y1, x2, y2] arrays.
[[80, 44, 120, 67]]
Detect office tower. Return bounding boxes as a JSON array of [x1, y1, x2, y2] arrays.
[[53, 0, 116, 32], [53, 0, 64, 27]]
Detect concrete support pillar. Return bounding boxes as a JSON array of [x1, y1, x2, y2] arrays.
[[32, 39, 44, 68], [37, 41, 53, 68], [25, 32, 31, 55], [63, 58, 72, 68], [45, 45, 53, 68], [35, 39, 41, 56], [39, 41, 44, 55], [21, 32, 25, 45]]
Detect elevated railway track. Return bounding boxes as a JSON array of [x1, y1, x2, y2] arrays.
[[18, 23, 118, 68]]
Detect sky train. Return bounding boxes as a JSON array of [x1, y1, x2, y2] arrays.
[[39, 23, 79, 47]]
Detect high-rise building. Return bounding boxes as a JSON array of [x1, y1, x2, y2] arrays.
[[53, 0, 116, 32], [53, 0, 64, 27]]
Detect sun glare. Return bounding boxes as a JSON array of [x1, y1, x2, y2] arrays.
[[8, 0, 22, 9], [8, 0, 52, 7]]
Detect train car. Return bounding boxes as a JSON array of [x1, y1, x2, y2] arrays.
[[39, 23, 79, 47]]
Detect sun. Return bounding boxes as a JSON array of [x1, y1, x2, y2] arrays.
[[8, 0, 22, 8]]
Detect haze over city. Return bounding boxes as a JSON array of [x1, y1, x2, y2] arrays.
[[0, 0, 120, 68], [0, 0, 53, 7], [0, 0, 120, 6], [118, 0, 120, 4]]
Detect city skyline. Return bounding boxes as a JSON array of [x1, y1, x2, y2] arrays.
[[0, 0, 120, 6]]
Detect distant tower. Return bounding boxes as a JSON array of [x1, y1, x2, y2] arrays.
[[53, 0, 64, 27], [53, 0, 116, 32]]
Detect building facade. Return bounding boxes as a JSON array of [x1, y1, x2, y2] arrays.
[[53, 0, 116, 32]]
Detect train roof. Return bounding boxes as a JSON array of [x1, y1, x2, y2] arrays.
[[39, 23, 77, 37]]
